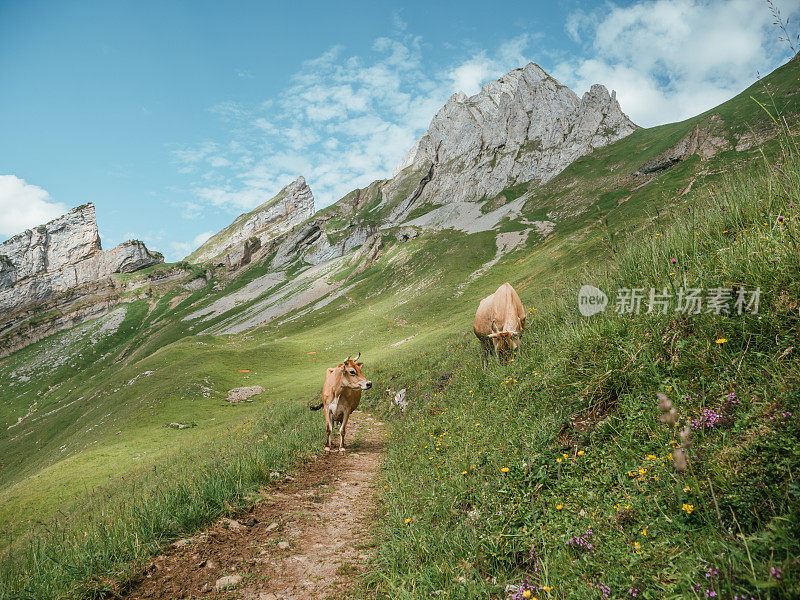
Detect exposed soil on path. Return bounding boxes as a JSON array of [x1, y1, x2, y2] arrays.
[[121, 412, 386, 600]]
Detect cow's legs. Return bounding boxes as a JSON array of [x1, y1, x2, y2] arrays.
[[324, 406, 333, 452], [480, 338, 490, 367], [339, 410, 351, 453]]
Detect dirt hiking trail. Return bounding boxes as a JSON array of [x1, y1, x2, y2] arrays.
[[122, 412, 386, 600]]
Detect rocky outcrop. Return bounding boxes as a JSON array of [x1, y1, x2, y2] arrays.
[[383, 63, 637, 222], [182, 65, 636, 273], [635, 118, 732, 176], [191, 64, 637, 271], [0, 203, 163, 352], [271, 220, 374, 268], [0, 203, 101, 286], [189, 176, 315, 265]]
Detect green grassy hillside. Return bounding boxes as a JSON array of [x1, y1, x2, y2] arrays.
[[365, 127, 800, 599], [0, 57, 798, 599]]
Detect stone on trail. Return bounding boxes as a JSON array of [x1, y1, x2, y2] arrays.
[[265, 521, 279, 532], [214, 574, 242, 590], [227, 385, 265, 402], [277, 541, 290, 550]]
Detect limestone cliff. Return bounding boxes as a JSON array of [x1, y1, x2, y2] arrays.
[[0, 203, 163, 354], [262, 63, 637, 268], [188, 176, 315, 265], [383, 62, 637, 222]]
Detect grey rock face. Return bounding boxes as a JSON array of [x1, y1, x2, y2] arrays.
[[191, 176, 315, 264], [190, 64, 635, 272], [271, 220, 373, 268], [0, 205, 163, 316], [0, 203, 101, 288], [386, 63, 637, 219]]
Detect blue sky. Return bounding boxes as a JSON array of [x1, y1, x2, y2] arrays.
[[1, 0, 796, 260]]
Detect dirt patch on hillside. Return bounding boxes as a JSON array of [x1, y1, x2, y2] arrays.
[[121, 412, 385, 600]]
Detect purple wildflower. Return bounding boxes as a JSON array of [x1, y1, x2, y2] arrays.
[[691, 408, 724, 430], [511, 580, 537, 600], [628, 585, 641, 597], [598, 582, 611, 598], [705, 566, 720, 580], [566, 528, 595, 553], [528, 549, 541, 573], [770, 566, 782, 580]]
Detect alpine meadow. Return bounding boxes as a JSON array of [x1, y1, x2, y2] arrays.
[[1, 5, 799, 600]]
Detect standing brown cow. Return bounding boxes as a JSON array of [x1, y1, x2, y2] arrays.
[[473, 282, 526, 365], [309, 354, 372, 453]]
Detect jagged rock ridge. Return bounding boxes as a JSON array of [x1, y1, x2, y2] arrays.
[[189, 176, 315, 265], [385, 62, 637, 220], [260, 63, 637, 272], [0, 203, 163, 343]]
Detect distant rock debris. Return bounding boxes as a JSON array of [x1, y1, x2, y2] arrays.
[[165, 422, 195, 430], [227, 385, 266, 403], [181, 277, 206, 291]]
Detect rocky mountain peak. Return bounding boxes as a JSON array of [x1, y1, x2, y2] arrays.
[[0, 203, 102, 285], [388, 62, 636, 211], [189, 175, 315, 265], [0, 204, 163, 323]]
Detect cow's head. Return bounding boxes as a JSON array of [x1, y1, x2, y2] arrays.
[[339, 353, 372, 390], [488, 319, 522, 356]]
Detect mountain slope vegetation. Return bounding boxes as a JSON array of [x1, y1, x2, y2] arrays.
[[0, 56, 798, 599]]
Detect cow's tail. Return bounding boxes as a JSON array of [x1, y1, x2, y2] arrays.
[[309, 400, 324, 411]]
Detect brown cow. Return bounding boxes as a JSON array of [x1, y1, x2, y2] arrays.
[[309, 353, 372, 452], [473, 282, 526, 365]]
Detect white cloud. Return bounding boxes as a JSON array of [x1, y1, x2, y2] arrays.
[[0, 175, 68, 239], [165, 230, 215, 261], [554, 0, 798, 126], [172, 33, 537, 213]]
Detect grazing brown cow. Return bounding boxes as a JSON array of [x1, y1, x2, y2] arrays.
[[473, 282, 526, 365], [309, 353, 372, 453]]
